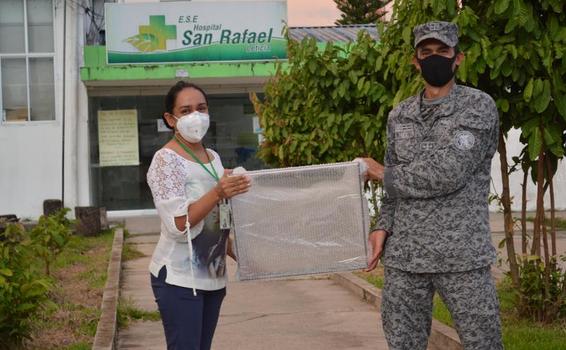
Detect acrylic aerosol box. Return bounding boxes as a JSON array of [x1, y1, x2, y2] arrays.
[[230, 162, 370, 281]]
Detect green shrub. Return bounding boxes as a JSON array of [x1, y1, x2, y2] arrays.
[[517, 256, 566, 322], [0, 224, 51, 348], [30, 208, 73, 276]]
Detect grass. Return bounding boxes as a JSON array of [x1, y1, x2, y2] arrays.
[[123, 241, 146, 261], [117, 233, 158, 329], [25, 229, 115, 349], [117, 297, 161, 329], [524, 216, 566, 231], [359, 268, 566, 350]]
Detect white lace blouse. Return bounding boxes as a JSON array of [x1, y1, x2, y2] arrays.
[[146, 148, 228, 291]]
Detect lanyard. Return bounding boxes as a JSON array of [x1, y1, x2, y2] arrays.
[[175, 136, 219, 182]]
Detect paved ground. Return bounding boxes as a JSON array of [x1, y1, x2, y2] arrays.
[[116, 212, 566, 350], [117, 233, 392, 350]]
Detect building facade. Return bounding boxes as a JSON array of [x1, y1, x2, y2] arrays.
[[0, 0, 564, 219]]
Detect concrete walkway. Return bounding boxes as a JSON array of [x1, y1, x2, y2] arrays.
[[117, 232, 391, 350], [116, 212, 566, 350]]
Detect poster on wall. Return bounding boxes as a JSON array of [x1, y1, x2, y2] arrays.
[[105, 0, 288, 64], [98, 110, 140, 167]]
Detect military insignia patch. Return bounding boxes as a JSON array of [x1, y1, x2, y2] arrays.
[[395, 123, 415, 139], [454, 130, 475, 151], [421, 141, 436, 151]]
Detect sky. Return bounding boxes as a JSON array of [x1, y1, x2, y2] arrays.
[[287, 0, 341, 27], [123, 0, 346, 27]]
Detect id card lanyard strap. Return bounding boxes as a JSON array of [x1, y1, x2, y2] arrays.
[[174, 136, 232, 230], [175, 136, 219, 181]]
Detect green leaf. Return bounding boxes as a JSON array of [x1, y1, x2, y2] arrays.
[[527, 128, 543, 159], [543, 128, 558, 146], [504, 18, 517, 33], [494, 0, 511, 14], [555, 95, 566, 121], [549, 144, 564, 158], [402, 26, 412, 45], [524, 78, 534, 101], [501, 62, 512, 77], [278, 146, 285, 161], [534, 80, 551, 113], [499, 99, 510, 113], [533, 79, 544, 96], [0, 268, 13, 277], [16, 303, 35, 312]]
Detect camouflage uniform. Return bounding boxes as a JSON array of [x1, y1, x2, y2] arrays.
[[372, 21, 503, 350]]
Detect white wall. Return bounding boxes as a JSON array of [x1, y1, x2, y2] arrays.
[[0, 123, 62, 219], [0, 0, 87, 219], [62, 0, 91, 216], [490, 128, 566, 212]]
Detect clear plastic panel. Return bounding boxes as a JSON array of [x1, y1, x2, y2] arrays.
[[231, 162, 370, 281]]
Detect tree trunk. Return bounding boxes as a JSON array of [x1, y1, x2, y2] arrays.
[[531, 150, 544, 257], [545, 157, 557, 258], [533, 148, 550, 322], [498, 130, 520, 287], [521, 167, 528, 255], [74, 206, 101, 236], [43, 199, 63, 216]]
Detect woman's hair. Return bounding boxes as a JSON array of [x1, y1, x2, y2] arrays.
[[163, 81, 209, 129]]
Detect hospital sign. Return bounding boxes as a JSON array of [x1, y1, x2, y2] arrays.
[[105, 0, 288, 64]]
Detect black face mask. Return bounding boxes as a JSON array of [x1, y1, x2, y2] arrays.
[[417, 54, 457, 87]]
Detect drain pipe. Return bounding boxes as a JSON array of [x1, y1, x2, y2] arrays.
[[61, 0, 67, 205]]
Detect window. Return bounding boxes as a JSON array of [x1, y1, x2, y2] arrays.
[[88, 93, 267, 210], [0, 0, 55, 122]]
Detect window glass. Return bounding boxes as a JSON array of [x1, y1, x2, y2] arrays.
[[28, 0, 54, 53], [0, 0, 25, 53], [29, 57, 54, 121], [1, 58, 28, 122]]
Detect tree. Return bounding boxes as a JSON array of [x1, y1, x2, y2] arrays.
[[251, 32, 392, 227], [252, 33, 391, 167], [369, 0, 566, 322], [256, 0, 566, 323], [334, 0, 391, 25], [456, 0, 566, 322]]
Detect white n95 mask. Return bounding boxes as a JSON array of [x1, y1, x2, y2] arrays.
[[175, 111, 210, 143]]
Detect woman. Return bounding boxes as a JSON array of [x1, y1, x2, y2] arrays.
[[147, 81, 250, 350]]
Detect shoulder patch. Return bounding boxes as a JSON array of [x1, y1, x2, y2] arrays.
[[453, 130, 476, 151]]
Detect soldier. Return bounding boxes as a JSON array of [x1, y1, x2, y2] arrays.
[[362, 21, 503, 350]]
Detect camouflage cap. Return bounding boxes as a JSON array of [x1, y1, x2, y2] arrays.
[[413, 21, 459, 48]]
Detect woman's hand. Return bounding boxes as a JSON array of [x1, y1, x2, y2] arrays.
[[214, 169, 251, 199]]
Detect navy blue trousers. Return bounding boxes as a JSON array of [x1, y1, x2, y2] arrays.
[[151, 267, 226, 350]]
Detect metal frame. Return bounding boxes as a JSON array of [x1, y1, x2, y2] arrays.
[[231, 162, 370, 281]]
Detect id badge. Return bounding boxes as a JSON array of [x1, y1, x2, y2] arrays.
[[219, 199, 232, 230]]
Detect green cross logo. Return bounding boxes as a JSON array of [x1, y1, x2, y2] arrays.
[[125, 15, 177, 52]]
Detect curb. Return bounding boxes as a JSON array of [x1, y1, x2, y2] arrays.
[[331, 272, 462, 350], [92, 228, 124, 350]]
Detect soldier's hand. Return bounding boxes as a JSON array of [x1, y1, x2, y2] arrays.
[[365, 229, 387, 272], [362, 158, 385, 181]]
